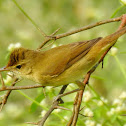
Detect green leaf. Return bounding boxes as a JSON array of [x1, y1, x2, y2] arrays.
[[30, 93, 45, 113]]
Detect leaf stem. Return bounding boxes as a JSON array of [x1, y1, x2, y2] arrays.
[[111, 5, 125, 18], [12, 0, 46, 37]]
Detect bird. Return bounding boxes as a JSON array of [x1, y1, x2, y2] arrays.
[[0, 26, 126, 87]]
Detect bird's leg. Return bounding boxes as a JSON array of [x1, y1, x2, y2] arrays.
[[53, 88, 80, 103], [57, 84, 68, 104]]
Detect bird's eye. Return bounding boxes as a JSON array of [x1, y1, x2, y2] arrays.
[[16, 65, 22, 69]]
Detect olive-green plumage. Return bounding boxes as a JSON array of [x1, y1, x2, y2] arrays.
[[2, 26, 126, 86]]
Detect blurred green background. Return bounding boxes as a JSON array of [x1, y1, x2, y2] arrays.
[[0, 0, 126, 126]]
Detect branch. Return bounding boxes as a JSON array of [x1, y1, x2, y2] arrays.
[[38, 16, 122, 49], [67, 74, 90, 126], [0, 84, 44, 92], [72, 90, 84, 126], [26, 85, 68, 126], [0, 78, 18, 112], [53, 88, 80, 101], [67, 92, 79, 126], [38, 85, 68, 126]]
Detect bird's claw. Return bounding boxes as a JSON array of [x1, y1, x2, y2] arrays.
[[53, 95, 64, 104]]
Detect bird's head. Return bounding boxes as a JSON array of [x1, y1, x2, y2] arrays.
[[0, 48, 33, 76]]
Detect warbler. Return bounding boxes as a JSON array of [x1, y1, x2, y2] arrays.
[[0, 26, 126, 87]]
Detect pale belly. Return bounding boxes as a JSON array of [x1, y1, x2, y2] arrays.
[[38, 55, 99, 86]]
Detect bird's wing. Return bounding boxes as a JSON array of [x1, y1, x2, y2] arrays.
[[41, 37, 102, 76], [66, 37, 102, 69]]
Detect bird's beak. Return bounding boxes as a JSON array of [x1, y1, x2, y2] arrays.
[[0, 66, 10, 72]]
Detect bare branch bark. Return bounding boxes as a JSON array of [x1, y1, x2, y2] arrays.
[[0, 84, 44, 91], [38, 16, 122, 49], [38, 85, 68, 126], [0, 78, 18, 111]]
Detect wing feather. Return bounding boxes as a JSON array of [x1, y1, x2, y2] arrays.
[[40, 37, 102, 76]]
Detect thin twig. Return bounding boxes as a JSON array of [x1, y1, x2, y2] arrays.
[[37, 85, 68, 126], [0, 78, 18, 111], [24, 85, 68, 126], [38, 104, 56, 126], [67, 72, 96, 126], [79, 106, 85, 112], [26, 122, 38, 125], [71, 81, 87, 126], [72, 90, 84, 126], [54, 106, 71, 111], [53, 88, 80, 102], [0, 84, 44, 92], [67, 92, 79, 126], [37, 28, 61, 49], [38, 16, 122, 49], [46, 28, 61, 38], [79, 113, 93, 117], [55, 16, 121, 39], [69, 73, 91, 126]]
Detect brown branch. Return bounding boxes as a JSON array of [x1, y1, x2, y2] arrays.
[[67, 74, 90, 126], [71, 82, 88, 126], [38, 85, 68, 126], [37, 28, 61, 50], [38, 104, 56, 126], [53, 88, 80, 102], [72, 90, 84, 126], [26, 85, 68, 126], [38, 16, 122, 49], [0, 78, 18, 111], [0, 75, 43, 112], [0, 84, 44, 92], [54, 106, 71, 111], [67, 92, 79, 126]]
